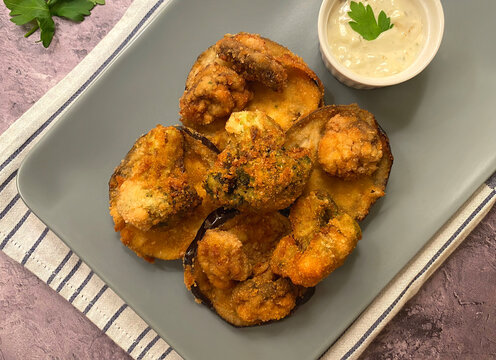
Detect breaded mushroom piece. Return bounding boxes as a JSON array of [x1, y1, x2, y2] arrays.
[[109, 126, 218, 261], [197, 229, 252, 289], [216, 34, 288, 91], [284, 104, 393, 221], [184, 212, 309, 326], [109, 125, 200, 232], [179, 33, 324, 149], [231, 269, 298, 324], [271, 191, 362, 287], [318, 114, 383, 180], [180, 64, 252, 126], [203, 111, 312, 212]]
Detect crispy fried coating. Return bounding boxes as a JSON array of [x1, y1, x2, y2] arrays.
[[180, 46, 234, 148], [203, 111, 312, 212], [179, 33, 324, 149], [109, 126, 200, 232], [217, 32, 323, 88], [216, 34, 288, 91], [232, 270, 298, 324], [271, 191, 362, 287], [246, 68, 323, 131], [318, 114, 383, 180], [185, 212, 306, 326], [285, 104, 393, 221], [180, 64, 252, 126], [197, 229, 252, 289], [184, 45, 224, 90], [217, 32, 324, 130], [109, 126, 218, 260], [118, 207, 211, 261]]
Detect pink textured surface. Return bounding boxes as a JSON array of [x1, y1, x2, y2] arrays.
[[0, 2, 495, 359], [0, 0, 132, 132]]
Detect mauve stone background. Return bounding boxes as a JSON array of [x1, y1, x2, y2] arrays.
[[0, 2, 495, 359], [0, 0, 133, 133]]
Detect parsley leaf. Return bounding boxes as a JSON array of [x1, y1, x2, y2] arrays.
[[348, 1, 393, 41], [50, 0, 95, 22], [3, 0, 104, 48], [37, 12, 55, 47], [4, 0, 55, 47], [4, 0, 50, 25]]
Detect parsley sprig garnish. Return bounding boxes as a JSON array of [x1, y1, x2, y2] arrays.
[[348, 1, 393, 41], [3, 0, 105, 48]]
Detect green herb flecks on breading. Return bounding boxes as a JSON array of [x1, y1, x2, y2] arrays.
[[204, 111, 313, 212]]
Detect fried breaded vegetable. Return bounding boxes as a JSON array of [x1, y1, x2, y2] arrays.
[[218, 32, 324, 131], [271, 191, 362, 287], [118, 209, 212, 261], [109, 126, 218, 261], [285, 104, 393, 221], [318, 114, 383, 179], [231, 270, 298, 325], [184, 210, 312, 326], [180, 64, 252, 126], [179, 33, 324, 149], [197, 229, 252, 289], [245, 68, 324, 132], [203, 111, 312, 212], [109, 126, 200, 232], [216, 34, 288, 91]]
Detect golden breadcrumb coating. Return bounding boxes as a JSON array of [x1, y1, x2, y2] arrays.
[[184, 212, 306, 326], [109, 126, 200, 232], [179, 33, 324, 150], [109, 126, 218, 261], [180, 64, 252, 126], [271, 191, 362, 287], [318, 114, 383, 180], [216, 34, 288, 91], [232, 270, 297, 324], [204, 111, 312, 212], [197, 229, 252, 289]]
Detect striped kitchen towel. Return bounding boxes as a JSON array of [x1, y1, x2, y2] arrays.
[[0, 1, 178, 359], [0, 0, 495, 359]]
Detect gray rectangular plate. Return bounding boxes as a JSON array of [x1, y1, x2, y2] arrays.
[[17, 1, 496, 359]]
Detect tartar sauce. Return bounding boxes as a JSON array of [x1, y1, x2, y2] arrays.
[[327, 0, 425, 77]]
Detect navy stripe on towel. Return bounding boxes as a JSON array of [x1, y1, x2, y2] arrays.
[[83, 284, 108, 315], [0, 170, 17, 194], [69, 271, 94, 303], [103, 304, 128, 332], [137, 334, 160, 360], [46, 250, 73, 285], [0, 210, 31, 250], [56, 258, 82, 292], [128, 326, 152, 353], [158, 347, 173, 360], [0, 193, 20, 220], [21, 227, 49, 265]]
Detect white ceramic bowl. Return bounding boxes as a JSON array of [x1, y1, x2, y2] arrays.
[[318, 0, 444, 89]]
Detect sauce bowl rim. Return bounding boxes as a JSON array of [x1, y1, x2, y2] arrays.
[[318, 0, 445, 88]]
